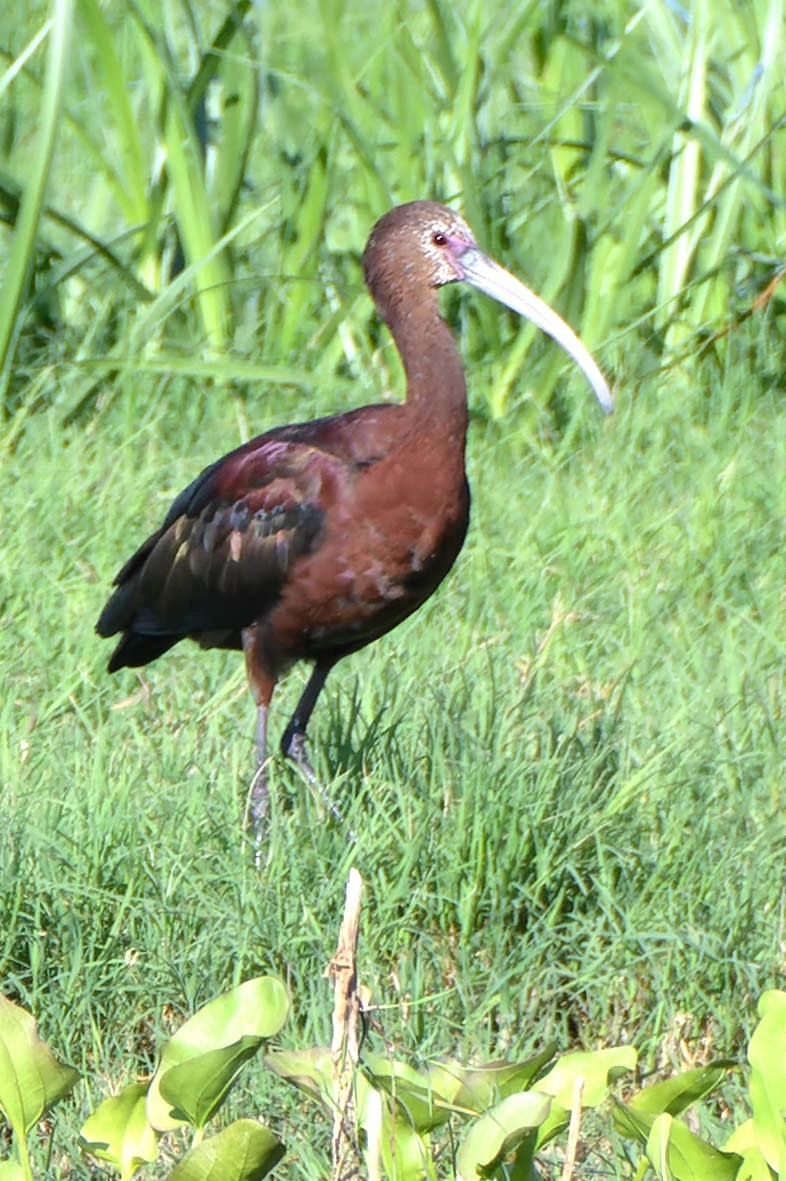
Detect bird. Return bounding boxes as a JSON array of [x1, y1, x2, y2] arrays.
[[97, 201, 612, 833]]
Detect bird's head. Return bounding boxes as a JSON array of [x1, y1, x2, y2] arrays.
[[363, 200, 612, 413]]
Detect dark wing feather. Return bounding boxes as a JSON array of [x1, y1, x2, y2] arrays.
[[97, 437, 342, 670]]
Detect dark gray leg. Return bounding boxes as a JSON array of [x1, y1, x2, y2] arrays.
[[282, 659, 352, 830], [280, 658, 334, 767]]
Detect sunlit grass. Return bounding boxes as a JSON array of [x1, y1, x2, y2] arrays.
[[3, 330, 786, 1175], [3, 319, 784, 1055], [2, 0, 786, 1174]]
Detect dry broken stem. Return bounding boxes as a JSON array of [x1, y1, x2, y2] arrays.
[[326, 867, 364, 1181], [560, 1073, 585, 1181]]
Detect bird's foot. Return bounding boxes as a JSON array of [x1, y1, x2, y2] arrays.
[[285, 731, 356, 840]]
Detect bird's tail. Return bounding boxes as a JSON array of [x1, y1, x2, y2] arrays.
[[97, 580, 181, 672], [105, 632, 179, 673]]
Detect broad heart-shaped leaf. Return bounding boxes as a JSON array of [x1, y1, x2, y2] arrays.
[[356, 1073, 436, 1181], [0, 994, 79, 1136], [264, 1046, 333, 1110], [613, 1098, 741, 1180], [723, 1122, 772, 1181], [455, 1092, 551, 1180], [627, 1062, 733, 1119], [165, 1118, 284, 1180], [529, 1102, 569, 1153], [748, 989, 786, 1174], [432, 1047, 558, 1116], [363, 1051, 454, 1132], [532, 1045, 637, 1152], [733, 1152, 778, 1181], [361, 1047, 560, 1134], [147, 977, 288, 1131], [79, 1081, 159, 1179], [159, 1037, 263, 1129], [0, 1162, 27, 1180], [646, 1113, 676, 1180], [535, 1045, 637, 1110]]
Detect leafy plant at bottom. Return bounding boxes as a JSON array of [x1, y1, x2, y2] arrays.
[[0, 994, 78, 1181], [7, 982, 786, 1179], [267, 1038, 638, 1179], [613, 989, 786, 1180], [78, 976, 289, 1181]]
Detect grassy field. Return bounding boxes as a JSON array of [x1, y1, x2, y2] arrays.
[[2, 0, 786, 1176], [3, 321, 785, 1174]]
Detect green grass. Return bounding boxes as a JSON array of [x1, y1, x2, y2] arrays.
[[2, 0, 786, 1175], [2, 322, 785, 1173]]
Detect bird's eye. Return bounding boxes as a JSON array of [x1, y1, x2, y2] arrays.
[[432, 231, 447, 247]]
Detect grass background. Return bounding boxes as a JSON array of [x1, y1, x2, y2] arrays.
[[1, 0, 785, 1174]]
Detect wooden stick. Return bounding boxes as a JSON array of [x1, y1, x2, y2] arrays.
[[560, 1074, 585, 1181], [326, 867, 363, 1181]]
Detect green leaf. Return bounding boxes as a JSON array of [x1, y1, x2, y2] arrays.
[[166, 1118, 285, 1181], [0, 1163, 27, 1180], [531, 1102, 571, 1153], [646, 1112, 676, 1180], [160, 1037, 263, 1129], [361, 1048, 561, 1134], [275, 146, 329, 356], [75, 0, 147, 223], [628, 1063, 733, 1118], [363, 1052, 454, 1132], [127, 204, 269, 353], [0, 994, 79, 1137], [193, 2, 257, 234], [146, 977, 288, 1131], [535, 1045, 637, 1109], [722, 1121, 773, 1181], [456, 1092, 551, 1180], [264, 1046, 334, 1109], [79, 1081, 159, 1180], [357, 1073, 437, 1181], [613, 1098, 741, 1180], [748, 989, 786, 1174], [419, 1047, 558, 1118], [724, 1118, 758, 1155], [380, 1122, 434, 1181], [530, 1045, 638, 1152]]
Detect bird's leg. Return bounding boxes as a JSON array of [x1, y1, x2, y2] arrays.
[[242, 628, 276, 847], [281, 658, 349, 826], [247, 701, 270, 835], [280, 657, 333, 775]]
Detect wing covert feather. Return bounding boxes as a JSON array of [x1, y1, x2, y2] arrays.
[[97, 439, 343, 644]]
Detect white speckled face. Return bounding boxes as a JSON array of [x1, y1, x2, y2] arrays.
[[414, 207, 478, 287], [363, 201, 475, 292]]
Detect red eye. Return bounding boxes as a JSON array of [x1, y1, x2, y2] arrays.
[[432, 231, 447, 246]]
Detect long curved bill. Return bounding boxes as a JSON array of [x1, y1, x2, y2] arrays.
[[456, 246, 613, 414]]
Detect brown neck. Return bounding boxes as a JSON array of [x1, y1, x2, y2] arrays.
[[384, 293, 469, 444]]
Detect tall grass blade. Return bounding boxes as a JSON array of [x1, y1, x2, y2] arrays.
[[0, 0, 73, 410], [656, 0, 708, 347], [75, 0, 148, 224], [128, 203, 268, 353], [163, 90, 232, 350], [0, 19, 52, 104]]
